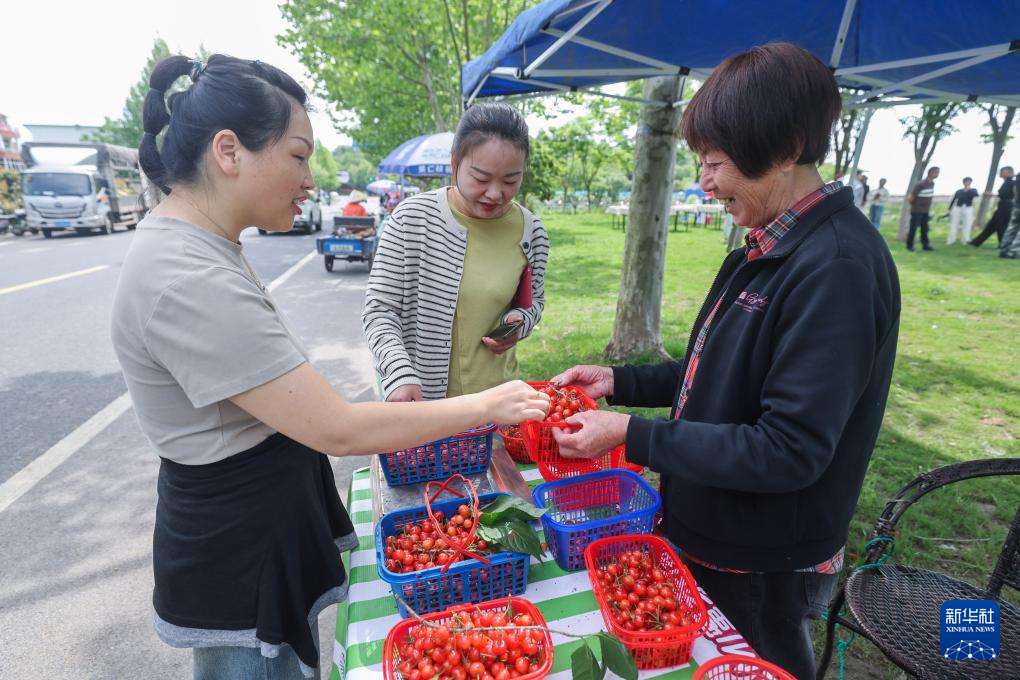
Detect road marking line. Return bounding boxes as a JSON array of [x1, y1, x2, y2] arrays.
[[267, 250, 316, 292], [0, 265, 109, 296], [0, 394, 133, 513], [0, 250, 316, 513], [0, 241, 15, 248], [22, 247, 49, 254]]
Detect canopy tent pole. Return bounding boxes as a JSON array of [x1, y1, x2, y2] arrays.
[[835, 42, 1018, 78], [845, 73, 1020, 108], [828, 0, 859, 68], [523, 0, 613, 78], [846, 107, 873, 191], [850, 49, 1013, 105]]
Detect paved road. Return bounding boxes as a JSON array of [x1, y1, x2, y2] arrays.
[[0, 214, 378, 679]]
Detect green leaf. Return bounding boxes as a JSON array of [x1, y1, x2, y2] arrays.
[[597, 633, 637, 680], [474, 517, 546, 561], [500, 518, 546, 560], [571, 642, 605, 680], [474, 522, 500, 544], [479, 495, 545, 525]]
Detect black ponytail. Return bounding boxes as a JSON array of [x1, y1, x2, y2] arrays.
[[138, 54, 308, 195]]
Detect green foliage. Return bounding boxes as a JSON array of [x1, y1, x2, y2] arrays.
[[332, 146, 375, 188], [546, 119, 623, 210], [478, 494, 545, 525], [0, 169, 21, 213], [278, 0, 533, 162], [310, 141, 340, 191], [570, 633, 637, 680], [475, 495, 546, 560], [899, 103, 964, 163], [519, 135, 561, 204], [88, 40, 207, 148]]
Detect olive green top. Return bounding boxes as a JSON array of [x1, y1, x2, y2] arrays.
[[446, 202, 527, 397]]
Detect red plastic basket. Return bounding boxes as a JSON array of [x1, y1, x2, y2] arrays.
[[497, 424, 533, 464], [382, 596, 554, 680], [584, 534, 708, 670], [522, 382, 640, 481], [692, 655, 796, 680]]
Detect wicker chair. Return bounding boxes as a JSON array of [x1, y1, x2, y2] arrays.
[[816, 458, 1020, 679]]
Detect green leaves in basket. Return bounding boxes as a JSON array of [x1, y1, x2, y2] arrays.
[[475, 517, 545, 561], [478, 494, 546, 525], [571, 644, 604, 680], [598, 632, 638, 680], [570, 633, 637, 680]]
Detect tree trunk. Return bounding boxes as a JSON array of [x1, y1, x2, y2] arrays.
[[605, 76, 683, 362], [976, 106, 1016, 228], [419, 56, 449, 132]]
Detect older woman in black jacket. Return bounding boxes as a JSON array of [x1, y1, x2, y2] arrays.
[[552, 43, 900, 679]]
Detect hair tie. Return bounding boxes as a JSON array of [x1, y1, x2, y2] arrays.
[[142, 131, 157, 140], [150, 88, 165, 97], [190, 60, 205, 82]]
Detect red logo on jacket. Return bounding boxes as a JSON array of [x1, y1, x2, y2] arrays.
[[735, 291, 769, 313]]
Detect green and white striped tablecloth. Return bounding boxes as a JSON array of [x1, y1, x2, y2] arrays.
[[328, 465, 757, 680]]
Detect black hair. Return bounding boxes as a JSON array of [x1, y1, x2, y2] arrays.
[[963, 176, 973, 183], [452, 103, 530, 162], [140, 54, 308, 194], [681, 42, 841, 179]]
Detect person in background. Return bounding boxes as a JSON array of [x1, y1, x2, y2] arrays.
[[970, 165, 1015, 248], [112, 54, 548, 680], [998, 184, 1020, 259], [866, 177, 890, 229], [363, 103, 549, 402], [851, 171, 867, 207], [906, 166, 939, 251], [342, 189, 368, 216], [947, 176, 979, 245], [547, 43, 899, 680]]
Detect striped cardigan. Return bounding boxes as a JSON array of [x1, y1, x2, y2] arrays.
[[362, 188, 549, 400]]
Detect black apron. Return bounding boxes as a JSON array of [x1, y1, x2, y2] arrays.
[[153, 433, 355, 670]]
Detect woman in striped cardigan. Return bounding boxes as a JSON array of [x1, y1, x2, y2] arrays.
[[363, 104, 549, 401]]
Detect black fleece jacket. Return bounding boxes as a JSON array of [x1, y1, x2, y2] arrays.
[[613, 187, 900, 572]]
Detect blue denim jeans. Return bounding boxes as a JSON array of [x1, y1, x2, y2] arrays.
[[192, 644, 312, 680], [869, 203, 885, 229]]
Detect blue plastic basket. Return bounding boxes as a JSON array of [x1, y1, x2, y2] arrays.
[[378, 424, 496, 486], [532, 469, 661, 571], [375, 491, 530, 617]]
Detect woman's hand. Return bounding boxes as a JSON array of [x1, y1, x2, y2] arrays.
[[478, 380, 550, 424], [387, 384, 423, 402], [481, 313, 524, 355], [549, 364, 614, 400], [550, 410, 630, 458]]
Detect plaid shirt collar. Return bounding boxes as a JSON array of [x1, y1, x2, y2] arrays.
[[745, 181, 843, 261]]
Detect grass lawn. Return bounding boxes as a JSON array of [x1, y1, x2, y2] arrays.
[[517, 200, 1020, 678]]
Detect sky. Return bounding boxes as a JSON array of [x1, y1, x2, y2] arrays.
[[6, 0, 1020, 196]]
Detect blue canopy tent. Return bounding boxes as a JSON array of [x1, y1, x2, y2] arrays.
[[462, 0, 1020, 109], [462, 0, 1020, 203]]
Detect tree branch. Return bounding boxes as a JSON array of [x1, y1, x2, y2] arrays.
[[442, 0, 464, 65]]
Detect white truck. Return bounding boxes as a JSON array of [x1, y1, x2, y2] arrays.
[[20, 142, 149, 238]]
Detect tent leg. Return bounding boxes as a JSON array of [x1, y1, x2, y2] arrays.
[[847, 108, 873, 185]]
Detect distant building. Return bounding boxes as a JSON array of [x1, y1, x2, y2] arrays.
[[0, 113, 24, 170], [24, 123, 101, 145]]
